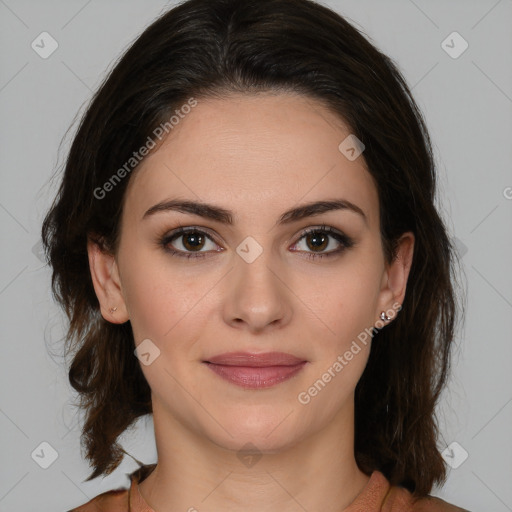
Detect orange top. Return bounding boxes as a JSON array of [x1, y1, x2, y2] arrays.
[[69, 464, 469, 512]]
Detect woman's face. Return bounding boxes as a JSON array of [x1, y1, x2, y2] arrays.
[[91, 92, 412, 453]]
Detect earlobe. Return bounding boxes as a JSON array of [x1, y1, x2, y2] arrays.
[[87, 237, 129, 323]]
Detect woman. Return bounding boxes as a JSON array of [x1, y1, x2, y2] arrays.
[[41, 0, 469, 510]]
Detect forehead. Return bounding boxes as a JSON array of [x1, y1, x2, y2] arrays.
[[123, 92, 379, 229]]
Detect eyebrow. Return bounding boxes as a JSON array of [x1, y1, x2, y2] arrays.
[[142, 198, 367, 226]]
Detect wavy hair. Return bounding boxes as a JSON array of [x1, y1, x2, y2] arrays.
[[41, 0, 464, 496]]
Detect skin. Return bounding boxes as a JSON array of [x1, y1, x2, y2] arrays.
[[88, 92, 414, 512]]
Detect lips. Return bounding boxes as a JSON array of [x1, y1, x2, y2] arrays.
[[203, 352, 307, 389]]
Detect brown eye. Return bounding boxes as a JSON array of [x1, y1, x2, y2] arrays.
[[291, 225, 354, 260], [305, 231, 329, 252], [181, 231, 206, 251], [161, 227, 220, 258]]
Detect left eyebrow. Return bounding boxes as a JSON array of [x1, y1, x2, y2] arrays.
[[142, 198, 368, 226]]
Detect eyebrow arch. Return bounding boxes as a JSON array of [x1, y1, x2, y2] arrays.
[[142, 198, 367, 226]]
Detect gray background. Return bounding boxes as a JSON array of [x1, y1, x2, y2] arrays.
[[1, 1, 511, 511]]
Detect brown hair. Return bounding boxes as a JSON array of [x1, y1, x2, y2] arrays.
[[41, 0, 464, 496]]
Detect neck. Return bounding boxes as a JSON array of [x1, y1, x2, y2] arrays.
[[138, 398, 370, 512]]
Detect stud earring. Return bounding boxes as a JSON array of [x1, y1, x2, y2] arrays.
[[109, 307, 118, 314], [380, 311, 391, 321]]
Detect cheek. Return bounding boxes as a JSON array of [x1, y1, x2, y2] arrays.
[[294, 268, 376, 417], [120, 247, 218, 354], [306, 260, 382, 351], [119, 248, 181, 339]]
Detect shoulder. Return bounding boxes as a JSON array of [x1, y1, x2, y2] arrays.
[[67, 464, 157, 512], [410, 496, 470, 512], [67, 487, 129, 512], [355, 470, 469, 512], [384, 482, 470, 512], [343, 471, 470, 512]]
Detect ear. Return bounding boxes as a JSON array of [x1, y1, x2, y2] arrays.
[[87, 237, 129, 324], [375, 232, 415, 323]]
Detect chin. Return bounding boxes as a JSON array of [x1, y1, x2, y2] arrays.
[[199, 406, 311, 454], [212, 429, 303, 456]]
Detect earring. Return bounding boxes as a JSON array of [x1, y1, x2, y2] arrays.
[[380, 311, 391, 321], [109, 307, 118, 314]]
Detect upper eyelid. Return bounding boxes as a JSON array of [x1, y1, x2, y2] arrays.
[[167, 226, 219, 244]]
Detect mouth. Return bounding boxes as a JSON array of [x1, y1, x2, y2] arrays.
[[202, 352, 308, 389]]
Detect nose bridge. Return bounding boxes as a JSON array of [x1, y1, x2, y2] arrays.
[[224, 235, 291, 330], [234, 236, 282, 299]]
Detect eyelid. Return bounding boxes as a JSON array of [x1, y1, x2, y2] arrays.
[[162, 225, 223, 250], [159, 223, 353, 258], [289, 224, 352, 252], [296, 224, 346, 239]]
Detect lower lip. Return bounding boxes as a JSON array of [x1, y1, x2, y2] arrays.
[[203, 362, 307, 389]]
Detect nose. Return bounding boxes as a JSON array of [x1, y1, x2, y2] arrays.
[[222, 248, 292, 334]]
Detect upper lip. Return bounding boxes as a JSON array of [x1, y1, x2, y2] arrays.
[[204, 352, 306, 367]]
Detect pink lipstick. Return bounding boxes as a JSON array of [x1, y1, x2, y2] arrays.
[[203, 351, 307, 389]]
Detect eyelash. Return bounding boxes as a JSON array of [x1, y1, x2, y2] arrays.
[[159, 224, 354, 261]]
